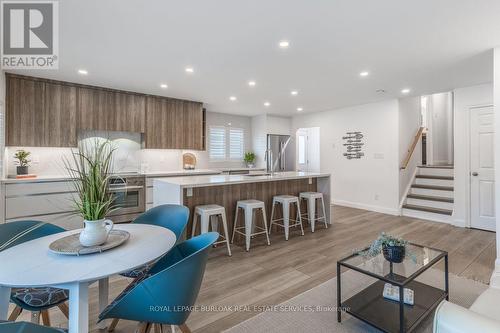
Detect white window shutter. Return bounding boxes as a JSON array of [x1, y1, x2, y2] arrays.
[[209, 126, 226, 160], [229, 128, 244, 160]]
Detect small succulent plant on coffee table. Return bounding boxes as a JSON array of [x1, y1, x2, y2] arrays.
[[360, 232, 411, 263]]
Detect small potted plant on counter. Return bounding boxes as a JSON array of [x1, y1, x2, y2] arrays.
[[244, 152, 256, 168], [361, 232, 410, 263], [14, 149, 31, 175], [64, 140, 117, 247]]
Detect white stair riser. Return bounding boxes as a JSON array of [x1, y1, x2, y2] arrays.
[[402, 208, 452, 223], [410, 187, 454, 198], [406, 198, 454, 210], [415, 178, 454, 187], [418, 168, 453, 177]]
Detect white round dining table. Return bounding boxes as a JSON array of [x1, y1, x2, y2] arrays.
[[0, 224, 176, 333]]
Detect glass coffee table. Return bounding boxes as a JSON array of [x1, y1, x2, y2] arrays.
[[337, 243, 448, 333]]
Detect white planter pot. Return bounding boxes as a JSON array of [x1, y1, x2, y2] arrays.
[[79, 219, 114, 247]]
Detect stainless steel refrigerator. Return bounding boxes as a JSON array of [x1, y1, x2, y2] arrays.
[[266, 134, 294, 172]]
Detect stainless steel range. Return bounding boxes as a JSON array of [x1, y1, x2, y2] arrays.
[[107, 173, 145, 223]]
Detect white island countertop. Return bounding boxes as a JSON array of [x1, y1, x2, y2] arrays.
[[154, 171, 330, 188]]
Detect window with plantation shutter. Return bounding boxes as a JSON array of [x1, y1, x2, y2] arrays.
[[209, 126, 226, 160], [229, 128, 244, 160]]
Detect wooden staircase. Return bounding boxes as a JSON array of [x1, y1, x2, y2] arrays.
[[402, 165, 454, 222]]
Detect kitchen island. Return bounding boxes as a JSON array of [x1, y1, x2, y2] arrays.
[[153, 171, 331, 239]]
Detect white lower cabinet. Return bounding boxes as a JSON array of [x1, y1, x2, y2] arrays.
[[6, 212, 82, 230], [3, 180, 80, 230]]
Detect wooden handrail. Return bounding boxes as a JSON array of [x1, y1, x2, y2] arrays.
[[400, 126, 425, 170]]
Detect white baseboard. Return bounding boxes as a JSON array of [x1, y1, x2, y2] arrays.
[[452, 218, 466, 228], [333, 200, 400, 216], [490, 260, 500, 288]]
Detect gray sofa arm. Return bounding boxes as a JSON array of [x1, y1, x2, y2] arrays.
[[433, 301, 500, 333]]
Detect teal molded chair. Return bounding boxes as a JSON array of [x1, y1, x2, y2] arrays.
[[120, 204, 189, 279], [0, 221, 70, 326], [99, 232, 219, 333], [0, 321, 66, 333]]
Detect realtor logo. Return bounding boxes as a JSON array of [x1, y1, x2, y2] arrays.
[[1, 0, 58, 69]]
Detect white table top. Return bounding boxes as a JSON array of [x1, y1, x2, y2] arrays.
[[155, 171, 331, 188], [0, 224, 176, 287]]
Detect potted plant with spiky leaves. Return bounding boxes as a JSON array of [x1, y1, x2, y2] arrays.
[[64, 139, 117, 247]]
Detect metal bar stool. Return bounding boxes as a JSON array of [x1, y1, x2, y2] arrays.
[[299, 192, 328, 232], [231, 199, 270, 251], [269, 195, 304, 240], [192, 204, 232, 256]]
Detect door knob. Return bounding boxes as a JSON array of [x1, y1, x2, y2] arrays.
[[472, 172, 479, 176]]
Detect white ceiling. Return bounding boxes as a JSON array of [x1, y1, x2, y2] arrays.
[[9, 0, 500, 116]]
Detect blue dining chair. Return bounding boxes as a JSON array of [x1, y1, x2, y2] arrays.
[[99, 232, 219, 333], [0, 321, 66, 333], [0, 221, 69, 326], [120, 204, 189, 279]]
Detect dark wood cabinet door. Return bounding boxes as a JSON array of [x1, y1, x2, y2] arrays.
[[183, 101, 203, 149], [6, 76, 77, 147], [114, 92, 145, 133], [78, 87, 115, 131], [145, 96, 167, 148], [145, 97, 203, 149], [79, 87, 145, 133], [6, 76, 44, 146], [43, 82, 77, 146]]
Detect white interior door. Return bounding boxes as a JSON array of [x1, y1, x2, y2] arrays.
[[296, 130, 309, 171], [470, 106, 495, 231]]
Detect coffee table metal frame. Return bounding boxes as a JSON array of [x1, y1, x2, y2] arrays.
[[337, 243, 448, 333]]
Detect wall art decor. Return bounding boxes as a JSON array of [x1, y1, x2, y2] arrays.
[[342, 131, 364, 159]]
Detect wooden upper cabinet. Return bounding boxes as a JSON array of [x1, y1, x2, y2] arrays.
[[77, 87, 145, 133], [44, 82, 77, 147], [6, 75, 77, 147], [144, 97, 203, 149], [6, 74, 202, 149], [182, 101, 204, 150], [144, 96, 173, 149], [114, 92, 145, 133], [77, 87, 113, 131]]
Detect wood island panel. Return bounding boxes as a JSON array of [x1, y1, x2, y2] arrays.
[[183, 178, 318, 242]]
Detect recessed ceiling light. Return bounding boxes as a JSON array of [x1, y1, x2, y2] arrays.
[[279, 40, 290, 49], [264, 102, 270, 107], [359, 71, 370, 77], [248, 80, 256, 87], [160, 84, 168, 89], [78, 69, 88, 75], [229, 96, 237, 101], [401, 88, 411, 94], [297, 107, 303, 112], [291, 90, 298, 96], [185, 67, 194, 73]]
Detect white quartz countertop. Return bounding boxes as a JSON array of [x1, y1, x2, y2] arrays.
[[0, 175, 73, 184], [0, 169, 223, 184], [154, 171, 331, 188], [143, 169, 221, 177], [218, 167, 266, 171]]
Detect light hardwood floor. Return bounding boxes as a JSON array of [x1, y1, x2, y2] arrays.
[[13, 206, 496, 332]]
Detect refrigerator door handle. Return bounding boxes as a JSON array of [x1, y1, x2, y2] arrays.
[[280, 141, 285, 171]]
